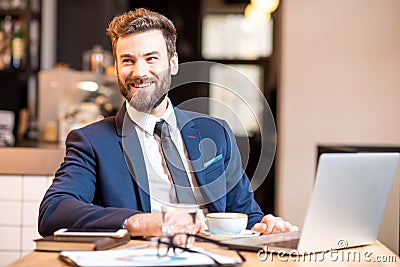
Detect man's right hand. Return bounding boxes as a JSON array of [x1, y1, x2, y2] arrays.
[[124, 213, 163, 237], [124, 209, 206, 237]]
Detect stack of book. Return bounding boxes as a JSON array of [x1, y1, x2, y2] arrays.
[[34, 230, 131, 251]]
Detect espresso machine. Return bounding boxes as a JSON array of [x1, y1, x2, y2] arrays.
[[37, 68, 122, 143]]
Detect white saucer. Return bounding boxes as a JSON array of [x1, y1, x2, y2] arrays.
[[201, 229, 260, 238]]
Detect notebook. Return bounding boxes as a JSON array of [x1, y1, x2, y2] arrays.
[[222, 153, 400, 254]]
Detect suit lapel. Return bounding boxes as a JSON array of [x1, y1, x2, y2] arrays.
[[116, 105, 151, 212], [175, 109, 224, 211], [175, 109, 205, 185]]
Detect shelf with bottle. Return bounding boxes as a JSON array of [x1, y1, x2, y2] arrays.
[[0, 0, 41, 71], [0, 0, 41, 144], [0, 16, 39, 72], [0, 15, 25, 70]]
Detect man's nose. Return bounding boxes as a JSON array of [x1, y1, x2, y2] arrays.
[[132, 60, 149, 78]]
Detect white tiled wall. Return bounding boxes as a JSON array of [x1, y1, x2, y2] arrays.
[[0, 175, 53, 266], [0, 176, 22, 200]]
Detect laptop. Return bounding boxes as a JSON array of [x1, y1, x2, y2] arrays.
[[222, 153, 400, 254]]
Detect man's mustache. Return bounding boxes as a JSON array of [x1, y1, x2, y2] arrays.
[[125, 76, 157, 87]]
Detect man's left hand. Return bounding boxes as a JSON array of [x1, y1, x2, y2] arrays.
[[251, 214, 298, 234]]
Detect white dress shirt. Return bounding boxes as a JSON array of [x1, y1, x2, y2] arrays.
[[125, 99, 206, 212]]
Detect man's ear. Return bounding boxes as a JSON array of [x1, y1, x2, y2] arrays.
[[170, 52, 179, 75]]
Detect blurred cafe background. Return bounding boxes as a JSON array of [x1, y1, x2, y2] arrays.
[[1, 0, 400, 265]]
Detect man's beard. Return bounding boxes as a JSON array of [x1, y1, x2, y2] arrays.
[[118, 68, 171, 113]]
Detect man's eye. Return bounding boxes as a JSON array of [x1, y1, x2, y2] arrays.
[[147, 57, 158, 62], [122, 58, 133, 64]]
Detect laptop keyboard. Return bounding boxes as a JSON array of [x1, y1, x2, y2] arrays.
[[267, 238, 300, 249]]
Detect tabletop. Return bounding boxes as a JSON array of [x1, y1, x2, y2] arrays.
[[6, 239, 400, 267]]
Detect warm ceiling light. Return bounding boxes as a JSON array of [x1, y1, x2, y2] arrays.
[[244, 3, 271, 22], [252, 0, 280, 13]]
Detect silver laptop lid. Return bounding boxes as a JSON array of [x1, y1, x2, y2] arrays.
[[298, 152, 399, 254]]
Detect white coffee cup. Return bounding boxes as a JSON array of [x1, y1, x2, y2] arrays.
[[206, 212, 248, 235]]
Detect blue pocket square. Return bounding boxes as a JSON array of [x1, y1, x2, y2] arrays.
[[204, 154, 223, 169]]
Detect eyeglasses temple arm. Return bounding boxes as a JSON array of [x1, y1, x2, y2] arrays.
[[192, 234, 246, 262]]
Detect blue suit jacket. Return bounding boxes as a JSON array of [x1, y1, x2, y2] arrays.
[[38, 104, 263, 237]]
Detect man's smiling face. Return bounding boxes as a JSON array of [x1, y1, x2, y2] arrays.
[[115, 29, 178, 113]]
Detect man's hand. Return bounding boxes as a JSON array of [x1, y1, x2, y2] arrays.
[[124, 213, 163, 237], [251, 214, 299, 234], [123, 210, 206, 237]]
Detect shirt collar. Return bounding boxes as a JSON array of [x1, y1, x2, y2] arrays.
[[125, 98, 177, 135]]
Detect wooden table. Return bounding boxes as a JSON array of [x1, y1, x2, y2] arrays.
[[6, 240, 400, 266]]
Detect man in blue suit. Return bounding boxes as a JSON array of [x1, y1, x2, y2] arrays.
[[38, 8, 297, 237]]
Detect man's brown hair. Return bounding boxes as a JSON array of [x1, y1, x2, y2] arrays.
[[106, 8, 177, 59]]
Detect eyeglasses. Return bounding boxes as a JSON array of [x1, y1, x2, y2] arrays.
[[157, 233, 246, 266]]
